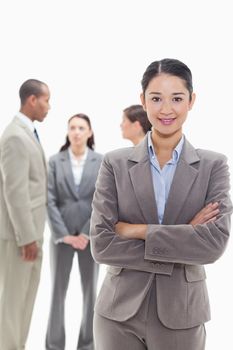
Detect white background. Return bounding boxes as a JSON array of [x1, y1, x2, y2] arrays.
[[1, 0, 233, 349]]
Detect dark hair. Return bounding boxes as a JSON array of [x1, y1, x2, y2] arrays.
[[123, 104, 151, 134], [60, 113, 95, 152], [19, 79, 47, 105], [141, 58, 193, 101]]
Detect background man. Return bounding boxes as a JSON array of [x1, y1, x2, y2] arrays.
[[0, 79, 50, 350]]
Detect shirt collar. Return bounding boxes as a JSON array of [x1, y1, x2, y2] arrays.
[[16, 112, 35, 133], [148, 131, 184, 164], [68, 146, 88, 161]]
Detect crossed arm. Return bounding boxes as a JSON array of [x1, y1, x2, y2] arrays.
[[21, 202, 219, 261], [90, 152, 232, 268], [115, 202, 220, 240]]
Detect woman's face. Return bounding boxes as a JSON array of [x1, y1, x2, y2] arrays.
[[120, 113, 142, 141], [68, 117, 92, 148], [140, 73, 195, 137], [120, 114, 135, 140]]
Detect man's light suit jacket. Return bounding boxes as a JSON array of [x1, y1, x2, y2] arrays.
[[90, 136, 232, 330], [0, 117, 47, 246]]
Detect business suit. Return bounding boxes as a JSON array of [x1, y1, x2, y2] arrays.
[[0, 116, 47, 349], [46, 148, 102, 350], [90, 135, 232, 349]]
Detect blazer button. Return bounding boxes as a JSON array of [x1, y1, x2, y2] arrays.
[[151, 262, 163, 268], [152, 247, 169, 255]]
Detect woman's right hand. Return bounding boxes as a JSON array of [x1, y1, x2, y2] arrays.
[[189, 202, 220, 226], [63, 234, 89, 250]]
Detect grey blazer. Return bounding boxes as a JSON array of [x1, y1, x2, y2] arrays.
[[0, 117, 47, 246], [47, 148, 102, 241], [90, 136, 232, 330]]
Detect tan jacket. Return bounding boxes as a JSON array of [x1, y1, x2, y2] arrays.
[[90, 136, 232, 329], [0, 117, 47, 246]]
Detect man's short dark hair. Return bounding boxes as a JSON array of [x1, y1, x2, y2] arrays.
[[19, 79, 47, 105]]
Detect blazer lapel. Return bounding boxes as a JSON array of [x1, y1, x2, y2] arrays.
[[60, 150, 79, 199], [128, 138, 159, 224], [13, 117, 47, 169], [14, 117, 41, 150], [78, 149, 96, 196], [162, 139, 200, 224]]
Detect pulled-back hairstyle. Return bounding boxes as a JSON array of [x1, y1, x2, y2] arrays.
[[19, 79, 47, 105], [123, 104, 151, 134], [60, 113, 95, 152], [141, 58, 193, 101]]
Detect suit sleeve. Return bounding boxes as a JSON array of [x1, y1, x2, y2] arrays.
[[1, 136, 37, 246], [80, 154, 103, 238], [47, 157, 70, 242], [90, 154, 232, 269], [90, 154, 163, 272], [144, 155, 232, 265], [80, 219, 90, 236]]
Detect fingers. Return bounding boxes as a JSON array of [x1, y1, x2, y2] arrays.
[[21, 242, 38, 261], [63, 234, 89, 250], [202, 202, 219, 220], [203, 202, 219, 212], [72, 236, 89, 250], [72, 243, 87, 250], [190, 202, 220, 226], [202, 208, 219, 221], [72, 242, 88, 250], [205, 216, 217, 224]]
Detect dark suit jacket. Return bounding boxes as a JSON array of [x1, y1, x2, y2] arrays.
[[47, 148, 102, 241], [90, 136, 232, 329]]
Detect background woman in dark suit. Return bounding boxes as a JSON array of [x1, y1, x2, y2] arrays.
[[45, 113, 102, 350]]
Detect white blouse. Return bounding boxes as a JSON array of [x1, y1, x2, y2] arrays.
[[68, 146, 88, 190]]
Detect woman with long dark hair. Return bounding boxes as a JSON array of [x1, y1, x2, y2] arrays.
[[46, 113, 102, 350]]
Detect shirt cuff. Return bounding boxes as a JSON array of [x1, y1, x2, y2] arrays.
[[81, 233, 90, 240], [55, 237, 65, 244]]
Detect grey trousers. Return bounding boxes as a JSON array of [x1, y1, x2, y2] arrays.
[[46, 240, 99, 350], [94, 279, 206, 350]]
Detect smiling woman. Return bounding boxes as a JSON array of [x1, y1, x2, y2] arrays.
[[90, 58, 233, 350], [143, 74, 194, 128], [140, 59, 195, 141]]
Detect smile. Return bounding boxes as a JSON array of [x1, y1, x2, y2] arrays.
[[159, 118, 175, 125]]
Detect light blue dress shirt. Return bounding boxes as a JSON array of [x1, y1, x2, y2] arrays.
[[148, 133, 184, 224]]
